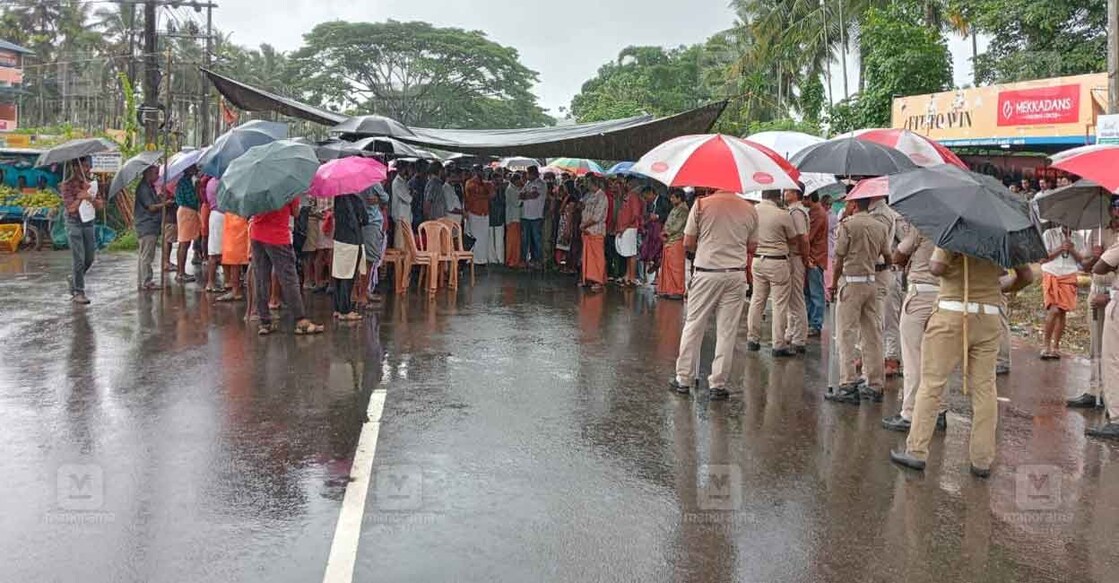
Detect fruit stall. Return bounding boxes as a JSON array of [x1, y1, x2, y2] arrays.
[[0, 148, 61, 251]]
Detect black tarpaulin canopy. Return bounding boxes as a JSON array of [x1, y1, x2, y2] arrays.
[[201, 68, 726, 160]]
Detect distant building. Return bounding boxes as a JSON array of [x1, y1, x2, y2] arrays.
[[0, 39, 32, 132]]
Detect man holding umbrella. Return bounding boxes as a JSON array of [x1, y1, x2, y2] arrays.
[[60, 157, 104, 304], [134, 165, 168, 291]]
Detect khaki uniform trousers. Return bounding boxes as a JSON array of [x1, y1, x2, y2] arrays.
[[838, 281, 884, 389], [906, 308, 1001, 469], [997, 295, 1012, 369], [898, 289, 944, 419], [784, 256, 808, 346], [747, 256, 792, 349], [881, 270, 904, 361], [675, 271, 749, 389], [1103, 301, 1119, 420]]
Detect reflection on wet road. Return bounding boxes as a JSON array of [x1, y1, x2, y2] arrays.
[[1, 251, 1116, 582]]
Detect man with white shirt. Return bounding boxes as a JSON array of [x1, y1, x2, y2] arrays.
[[520, 166, 547, 267], [1039, 225, 1086, 359], [391, 162, 413, 249]]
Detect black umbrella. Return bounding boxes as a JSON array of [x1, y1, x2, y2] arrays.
[[108, 150, 162, 198], [352, 136, 422, 157], [35, 137, 118, 168], [887, 165, 1046, 268], [1032, 179, 1113, 230], [790, 137, 917, 177], [330, 115, 414, 138]]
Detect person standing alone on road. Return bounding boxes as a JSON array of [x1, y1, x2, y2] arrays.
[[61, 157, 102, 304], [133, 164, 166, 291], [746, 190, 798, 357], [825, 195, 891, 404], [1039, 224, 1086, 360], [671, 189, 759, 400]]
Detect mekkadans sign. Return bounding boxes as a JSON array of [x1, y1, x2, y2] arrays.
[[891, 73, 1107, 148]]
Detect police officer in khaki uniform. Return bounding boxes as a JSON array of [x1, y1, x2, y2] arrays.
[[747, 190, 798, 357], [783, 187, 810, 353], [1086, 222, 1119, 438], [881, 223, 947, 432], [1070, 202, 1119, 408], [826, 196, 891, 404], [869, 197, 903, 376], [891, 248, 1033, 477], [671, 190, 759, 400]]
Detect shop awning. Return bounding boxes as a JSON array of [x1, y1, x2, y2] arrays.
[[201, 68, 726, 160]]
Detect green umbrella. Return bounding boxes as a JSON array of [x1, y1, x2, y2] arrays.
[[217, 140, 319, 217]]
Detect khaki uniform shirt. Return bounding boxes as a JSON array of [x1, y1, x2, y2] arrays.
[[931, 248, 1005, 305], [1099, 240, 1119, 292], [684, 191, 759, 270], [868, 198, 898, 263], [1090, 226, 1119, 292], [834, 212, 891, 277], [897, 223, 938, 286], [753, 199, 796, 256], [787, 201, 809, 256]]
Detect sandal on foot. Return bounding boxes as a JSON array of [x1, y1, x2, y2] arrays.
[[257, 323, 276, 336], [215, 292, 243, 302], [294, 321, 324, 335]]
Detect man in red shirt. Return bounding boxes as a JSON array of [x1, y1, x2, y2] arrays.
[[250, 197, 323, 335], [615, 180, 645, 285], [805, 191, 829, 336]]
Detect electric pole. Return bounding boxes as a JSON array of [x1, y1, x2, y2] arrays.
[[1110, 0, 1118, 114], [201, 3, 213, 144], [142, 0, 159, 147]]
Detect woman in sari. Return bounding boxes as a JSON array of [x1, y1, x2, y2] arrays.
[[656, 189, 688, 300], [554, 180, 579, 273]]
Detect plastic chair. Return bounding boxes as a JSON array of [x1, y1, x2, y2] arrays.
[[383, 220, 411, 294], [418, 220, 457, 290], [438, 218, 475, 286], [404, 221, 439, 295]]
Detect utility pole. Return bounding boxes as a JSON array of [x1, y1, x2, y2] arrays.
[[142, 0, 159, 147], [1109, 0, 1118, 114], [201, 3, 213, 144], [127, 2, 137, 83]]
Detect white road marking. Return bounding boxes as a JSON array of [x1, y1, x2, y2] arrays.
[[323, 389, 387, 583]]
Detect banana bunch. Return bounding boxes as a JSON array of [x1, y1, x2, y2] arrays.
[[15, 191, 61, 209]]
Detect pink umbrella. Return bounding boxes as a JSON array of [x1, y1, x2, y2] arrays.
[[838, 128, 967, 169], [309, 157, 387, 198]]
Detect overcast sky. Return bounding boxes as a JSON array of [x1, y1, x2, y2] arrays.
[[210, 0, 985, 116]]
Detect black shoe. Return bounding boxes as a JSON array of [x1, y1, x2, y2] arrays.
[[1066, 393, 1099, 409], [995, 364, 1010, 376], [936, 411, 947, 431], [792, 345, 807, 355], [825, 385, 862, 405], [746, 341, 761, 352], [807, 328, 821, 338], [969, 464, 991, 479], [772, 347, 796, 358], [709, 387, 730, 400], [668, 378, 691, 395], [860, 387, 884, 402], [881, 415, 911, 433], [890, 449, 926, 472], [1086, 422, 1119, 440]]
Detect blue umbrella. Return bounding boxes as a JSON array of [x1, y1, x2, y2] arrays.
[[200, 122, 289, 178], [607, 161, 644, 176]]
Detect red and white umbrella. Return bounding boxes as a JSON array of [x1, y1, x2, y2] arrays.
[[1050, 145, 1119, 193], [845, 176, 890, 201], [838, 128, 967, 169], [631, 134, 801, 192]]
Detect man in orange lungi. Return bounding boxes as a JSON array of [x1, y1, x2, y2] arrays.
[[505, 173, 524, 268], [580, 174, 608, 291], [1040, 225, 1086, 360]]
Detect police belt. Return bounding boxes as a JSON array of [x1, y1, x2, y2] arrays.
[[694, 266, 747, 273], [843, 275, 875, 284], [757, 255, 787, 260], [938, 300, 1000, 315], [908, 283, 939, 294]]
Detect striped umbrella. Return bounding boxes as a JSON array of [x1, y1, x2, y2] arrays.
[[548, 157, 605, 176], [631, 134, 800, 192], [836, 128, 967, 169]]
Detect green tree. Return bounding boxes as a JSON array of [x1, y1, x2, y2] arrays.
[[954, 0, 1107, 83], [288, 20, 551, 129], [570, 45, 712, 123]]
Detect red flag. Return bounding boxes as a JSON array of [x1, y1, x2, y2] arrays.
[[220, 98, 239, 126]]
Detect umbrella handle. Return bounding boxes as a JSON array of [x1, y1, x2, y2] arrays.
[[962, 256, 969, 395]]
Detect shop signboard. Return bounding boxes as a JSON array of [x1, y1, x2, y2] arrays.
[[1097, 114, 1119, 145]]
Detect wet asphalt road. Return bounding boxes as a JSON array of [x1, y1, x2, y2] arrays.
[[1, 250, 1117, 583]]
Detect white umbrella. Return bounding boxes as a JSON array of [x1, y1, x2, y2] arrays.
[[499, 156, 540, 171], [746, 131, 824, 159]]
